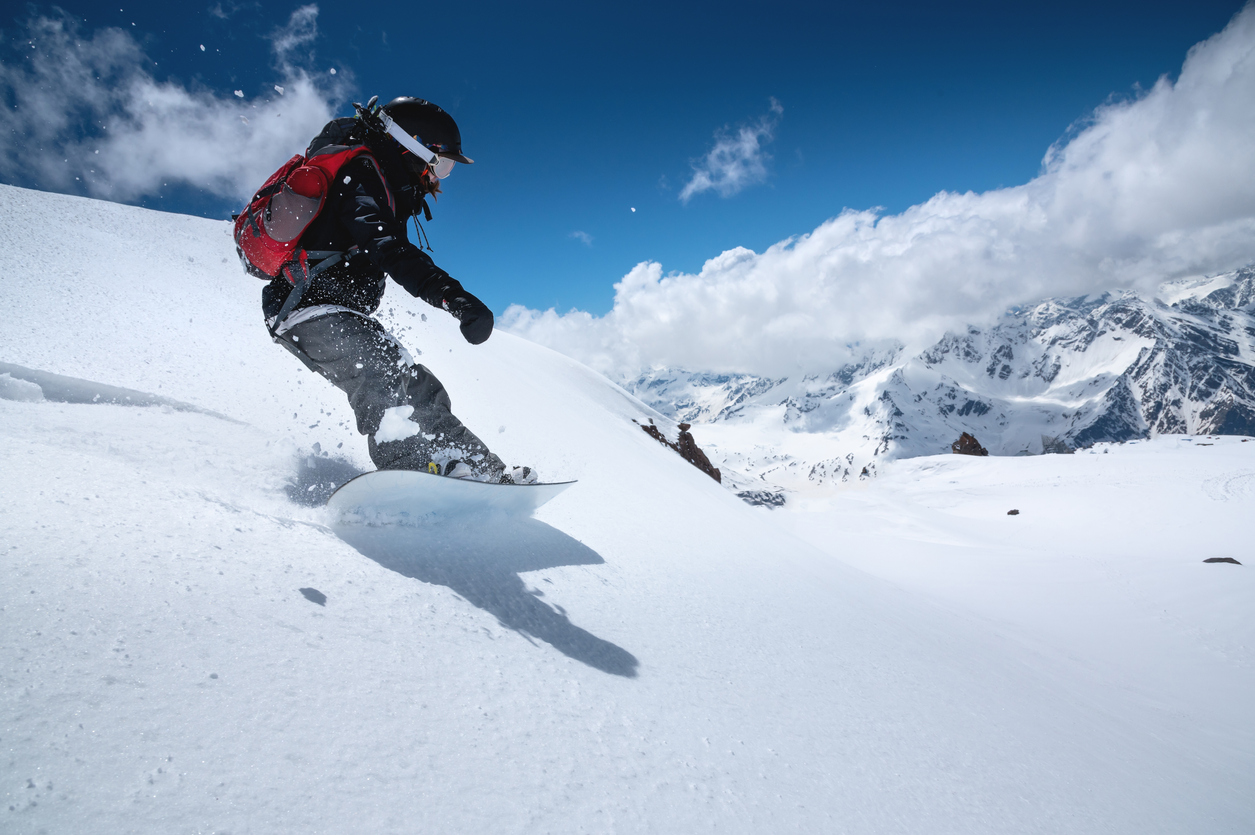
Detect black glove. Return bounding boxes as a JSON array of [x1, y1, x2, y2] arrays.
[[444, 290, 494, 345]]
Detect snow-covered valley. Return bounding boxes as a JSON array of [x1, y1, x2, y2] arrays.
[[2, 184, 1253, 833]]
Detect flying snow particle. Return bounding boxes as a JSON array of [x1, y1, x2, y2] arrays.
[[631, 207, 636, 212], [199, 44, 205, 51], [233, 90, 244, 98], [274, 85, 285, 95], [329, 68, 337, 75]]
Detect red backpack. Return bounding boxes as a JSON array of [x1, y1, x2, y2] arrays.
[[233, 145, 374, 328]]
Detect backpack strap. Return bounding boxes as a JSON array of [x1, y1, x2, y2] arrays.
[[267, 247, 359, 338]]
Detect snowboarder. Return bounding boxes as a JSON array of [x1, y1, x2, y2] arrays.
[[254, 96, 535, 483]]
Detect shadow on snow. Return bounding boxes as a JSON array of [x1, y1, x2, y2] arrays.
[[286, 453, 366, 506], [332, 515, 639, 678]]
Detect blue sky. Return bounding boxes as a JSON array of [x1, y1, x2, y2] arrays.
[[0, 0, 1246, 321]]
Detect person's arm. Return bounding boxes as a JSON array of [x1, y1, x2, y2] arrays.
[[336, 157, 494, 344]]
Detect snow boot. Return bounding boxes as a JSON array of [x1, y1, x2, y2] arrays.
[[430, 457, 507, 483], [501, 466, 538, 485], [437, 459, 476, 480]]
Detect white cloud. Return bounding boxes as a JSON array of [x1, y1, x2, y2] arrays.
[[570, 230, 594, 246], [0, 7, 346, 204], [503, 6, 1255, 381], [269, 4, 319, 66], [679, 98, 783, 203]]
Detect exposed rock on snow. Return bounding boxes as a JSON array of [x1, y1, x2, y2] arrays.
[[675, 422, 722, 483], [952, 432, 989, 456], [1041, 434, 1075, 454], [635, 418, 722, 483], [736, 489, 786, 508]]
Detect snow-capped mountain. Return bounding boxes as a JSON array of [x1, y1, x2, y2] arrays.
[[629, 267, 1255, 494]]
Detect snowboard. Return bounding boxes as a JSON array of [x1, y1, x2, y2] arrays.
[[326, 469, 575, 523]]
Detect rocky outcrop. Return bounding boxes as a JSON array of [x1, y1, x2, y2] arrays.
[[675, 423, 722, 483], [1040, 435, 1075, 455], [951, 433, 988, 456], [637, 420, 722, 483]]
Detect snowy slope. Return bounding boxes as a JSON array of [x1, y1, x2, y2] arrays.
[[631, 270, 1255, 496], [2, 183, 1253, 833], [781, 436, 1255, 743]]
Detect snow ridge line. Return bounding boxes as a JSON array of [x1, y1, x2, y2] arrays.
[[0, 361, 245, 424]]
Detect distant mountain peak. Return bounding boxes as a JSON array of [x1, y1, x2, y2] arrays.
[[627, 267, 1255, 496]]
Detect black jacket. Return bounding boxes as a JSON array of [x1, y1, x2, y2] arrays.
[[261, 120, 467, 322]]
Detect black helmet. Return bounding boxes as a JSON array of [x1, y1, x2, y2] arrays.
[[381, 97, 473, 164]]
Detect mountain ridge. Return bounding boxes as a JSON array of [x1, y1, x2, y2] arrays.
[[627, 267, 1255, 495]]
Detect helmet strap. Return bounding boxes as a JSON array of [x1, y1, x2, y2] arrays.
[[352, 98, 437, 164], [379, 111, 439, 167]]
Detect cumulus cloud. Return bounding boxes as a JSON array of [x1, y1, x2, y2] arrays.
[[504, 6, 1255, 380], [0, 6, 346, 204], [679, 98, 783, 203]]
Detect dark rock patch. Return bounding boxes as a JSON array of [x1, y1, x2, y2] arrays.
[[1041, 435, 1074, 454], [738, 490, 785, 508], [951, 432, 989, 456], [637, 420, 722, 483]]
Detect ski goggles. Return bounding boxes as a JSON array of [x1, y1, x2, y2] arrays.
[[381, 111, 457, 179], [428, 156, 457, 179]]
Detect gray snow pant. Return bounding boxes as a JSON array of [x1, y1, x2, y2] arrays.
[[275, 309, 505, 476]]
